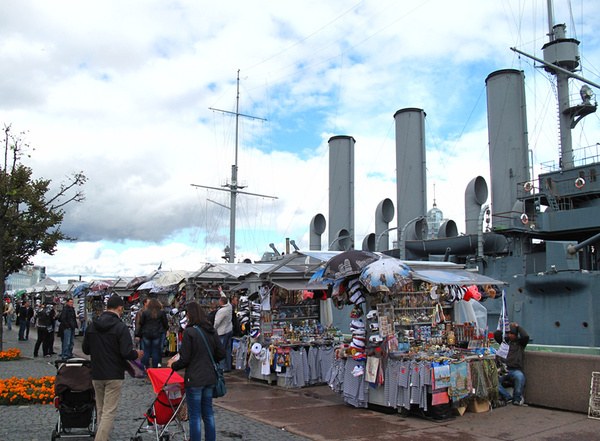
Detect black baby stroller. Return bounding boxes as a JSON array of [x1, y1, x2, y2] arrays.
[[52, 357, 96, 440]]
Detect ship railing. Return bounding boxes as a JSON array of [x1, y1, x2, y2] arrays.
[[490, 210, 535, 230], [539, 143, 600, 172]]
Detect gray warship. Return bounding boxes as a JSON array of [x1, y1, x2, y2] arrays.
[[303, 3, 599, 348]]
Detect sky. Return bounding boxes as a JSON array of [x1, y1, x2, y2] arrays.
[[2, 0, 599, 284]]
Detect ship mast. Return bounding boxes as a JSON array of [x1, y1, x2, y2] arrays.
[[193, 70, 276, 263], [546, 0, 575, 169], [511, 0, 598, 170]]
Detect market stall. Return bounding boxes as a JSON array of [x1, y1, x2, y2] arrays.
[[313, 251, 506, 418], [235, 282, 344, 386]]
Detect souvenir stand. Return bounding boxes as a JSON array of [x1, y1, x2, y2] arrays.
[[237, 283, 344, 387], [323, 255, 506, 418], [85, 291, 107, 323], [184, 256, 342, 386]]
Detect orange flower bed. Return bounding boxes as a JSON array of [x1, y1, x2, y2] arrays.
[[0, 348, 21, 361], [0, 376, 55, 405]]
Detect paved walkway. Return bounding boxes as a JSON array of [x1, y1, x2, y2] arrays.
[[0, 325, 308, 441], [2, 324, 600, 440]]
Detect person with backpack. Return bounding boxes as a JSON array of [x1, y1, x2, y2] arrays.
[[34, 301, 56, 357]]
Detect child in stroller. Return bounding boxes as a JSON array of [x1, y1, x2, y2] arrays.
[[52, 357, 96, 440]]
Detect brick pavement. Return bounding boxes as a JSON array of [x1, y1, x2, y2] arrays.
[[3, 322, 600, 441], [0, 324, 309, 441]]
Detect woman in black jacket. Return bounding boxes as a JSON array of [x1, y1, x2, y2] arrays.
[[168, 302, 225, 441], [137, 298, 168, 369]]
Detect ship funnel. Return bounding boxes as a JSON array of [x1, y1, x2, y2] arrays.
[[309, 213, 326, 250], [328, 136, 355, 250], [394, 108, 427, 230], [486, 70, 530, 228], [375, 198, 395, 251], [465, 176, 489, 235], [438, 219, 458, 238]]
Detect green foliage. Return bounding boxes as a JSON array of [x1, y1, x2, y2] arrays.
[[1, 125, 86, 275], [0, 124, 87, 350]]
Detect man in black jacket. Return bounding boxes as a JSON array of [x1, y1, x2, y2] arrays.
[[83, 295, 143, 441], [17, 300, 34, 341], [34, 302, 56, 357], [59, 298, 78, 359], [494, 323, 530, 406]]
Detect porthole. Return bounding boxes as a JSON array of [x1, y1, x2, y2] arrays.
[[554, 321, 561, 328], [583, 322, 589, 328]]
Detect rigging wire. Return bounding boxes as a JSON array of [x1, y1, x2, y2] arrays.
[[243, 0, 368, 72]]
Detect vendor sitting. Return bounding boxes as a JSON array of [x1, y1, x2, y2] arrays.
[[494, 323, 529, 406]]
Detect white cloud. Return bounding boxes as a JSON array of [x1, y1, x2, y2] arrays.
[[0, 0, 596, 281]]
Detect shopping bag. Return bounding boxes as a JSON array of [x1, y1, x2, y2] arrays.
[[125, 359, 147, 378], [365, 356, 379, 383], [497, 342, 510, 359], [213, 365, 227, 398], [176, 400, 189, 421]]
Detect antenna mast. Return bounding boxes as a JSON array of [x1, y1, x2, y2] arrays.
[[511, 0, 598, 170], [195, 70, 275, 263]]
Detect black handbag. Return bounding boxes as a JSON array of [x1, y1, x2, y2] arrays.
[[194, 326, 226, 398]]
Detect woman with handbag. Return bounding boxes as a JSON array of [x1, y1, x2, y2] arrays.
[[168, 302, 225, 441]]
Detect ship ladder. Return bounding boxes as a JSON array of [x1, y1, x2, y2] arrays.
[[545, 178, 562, 212]]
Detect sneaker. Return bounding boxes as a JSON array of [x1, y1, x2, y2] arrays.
[[513, 397, 525, 406]]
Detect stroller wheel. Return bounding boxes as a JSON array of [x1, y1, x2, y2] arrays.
[[159, 435, 170, 441], [51, 429, 59, 441]]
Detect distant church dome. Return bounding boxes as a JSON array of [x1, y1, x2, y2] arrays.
[[426, 201, 444, 239]]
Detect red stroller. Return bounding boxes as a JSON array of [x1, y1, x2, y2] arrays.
[[130, 368, 187, 441]]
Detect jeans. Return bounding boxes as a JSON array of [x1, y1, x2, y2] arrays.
[[141, 333, 162, 369], [6, 314, 12, 330], [498, 369, 526, 402], [219, 331, 233, 372], [93, 379, 123, 441], [187, 385, 215, 441], [19, 320, 30, 340], [61, 328, 75, 359]]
